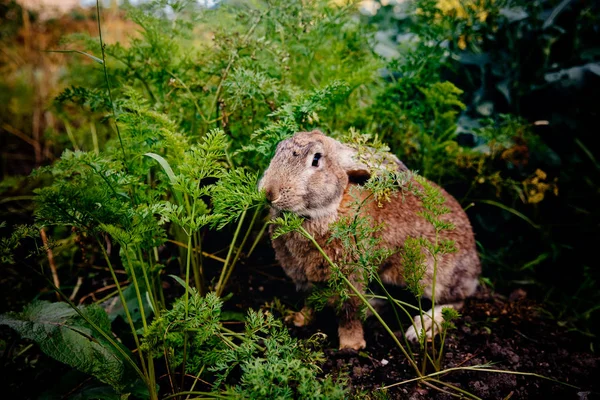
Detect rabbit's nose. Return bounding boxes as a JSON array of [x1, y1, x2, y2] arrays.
[[265, 188, 276, 203]]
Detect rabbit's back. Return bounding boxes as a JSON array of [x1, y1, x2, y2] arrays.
[[270, 178, 480, 302]]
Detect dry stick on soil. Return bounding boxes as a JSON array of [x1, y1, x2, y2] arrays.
[[40, 228, 60, 300]]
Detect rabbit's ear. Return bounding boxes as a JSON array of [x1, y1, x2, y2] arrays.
[[334, 141, 372, 184], [333, 139, 410, 184]]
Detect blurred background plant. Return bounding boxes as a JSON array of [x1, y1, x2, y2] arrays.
[[366, 0, 600, 340], [1, 0, 599, 398]]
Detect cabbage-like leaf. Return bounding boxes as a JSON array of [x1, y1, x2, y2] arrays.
[[0, 301, 127, 392]]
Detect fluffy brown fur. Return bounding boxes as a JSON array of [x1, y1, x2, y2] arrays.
[[259, 130, 481, 350]]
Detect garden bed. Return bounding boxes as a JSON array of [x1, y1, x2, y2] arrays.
[[235, 256, 600, 399]]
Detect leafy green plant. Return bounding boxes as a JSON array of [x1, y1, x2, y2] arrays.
[[142, 289, 346, 399], [1, 1, 383, 397], [0, 300, 140, 394]]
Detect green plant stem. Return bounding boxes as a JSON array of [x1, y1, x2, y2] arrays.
[[372, 278, 417, 361], [181, 191, 198, 398], [381, 365, 580, 391], [215, 207, 247, 297], [148, 250, 165, 311], [475, 199, 540, 229], [15, 344, 34, 359], [137, 247, 159, 317], [430, 232, 439, 369], [417, 297, 428, 376], [84, 162, 121, 199], [147, 356, 157, 400], [95, 0, 127, 168], [366, 294, 420, 312], [193, 231, 204, 296], [190, 233, 201, 294], [152, 246, 166, 307], [436, 328, 448, 367], [427, 378, 480, 399], [298, 226, 421, 376], [95, 236, 147, 376], [221, 206, 261, 289], [161, 321, 180, 395], [93, 289, 120, 305], [163, 392, 232, 400], [185, 234, 193, 316], [185, 365, 205, 400], [217, 332, 239, 351], [185, 196, 198, 318], [180, 232, 194, 396], [247, 218, 268, 258], [221, 326, 266, 352], [123, 247, 149, 333], [181, 332, 189, 396]]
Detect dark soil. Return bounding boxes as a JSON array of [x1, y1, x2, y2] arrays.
[[235, 253, 600, 400], [321, 287, 600, 399]]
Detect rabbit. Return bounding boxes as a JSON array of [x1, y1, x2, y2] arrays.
[[258, 130, 481, 350]]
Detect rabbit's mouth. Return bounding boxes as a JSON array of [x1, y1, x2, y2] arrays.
[[271, 201, 339, 221], [270, 199, 302, 214]]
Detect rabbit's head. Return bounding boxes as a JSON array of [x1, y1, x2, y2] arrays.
[[258, 130, 371, 219]]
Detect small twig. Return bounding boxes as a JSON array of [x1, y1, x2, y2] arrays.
[[79, 281, 128, 304], [167, 239, 228, 263], [514, 329, 540, 344], [69, 276, 84, 301], [185, 367, 207, 400], [40, 228, 60, 300], [454, 349, 483, 368], [246, 267, 288, 282], [2, 122, 37, 147]]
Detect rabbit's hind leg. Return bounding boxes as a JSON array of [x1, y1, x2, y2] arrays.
[[405, 301, 464, 343]]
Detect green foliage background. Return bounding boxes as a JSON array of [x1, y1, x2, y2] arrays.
[[1, 0, 599, 398]]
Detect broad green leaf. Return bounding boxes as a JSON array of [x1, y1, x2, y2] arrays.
[[0, 301, 128, 392], [105, 284, 153, 324], [145, 152, 183, 204], [169, 274, 194, 295], [144, 152, 176, 184]]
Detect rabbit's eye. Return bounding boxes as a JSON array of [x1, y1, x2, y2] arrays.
[[312, 153, 322, 167]]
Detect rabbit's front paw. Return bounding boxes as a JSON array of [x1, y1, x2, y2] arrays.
[[338, 322, 366, 350], [339, 335, 366, 351], [285, 306, 314, 327]]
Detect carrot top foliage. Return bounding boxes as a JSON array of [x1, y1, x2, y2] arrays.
[[1, 0, 598, 398]]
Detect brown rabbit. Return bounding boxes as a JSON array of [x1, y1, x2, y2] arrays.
[[258, 130, 480, 350]]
